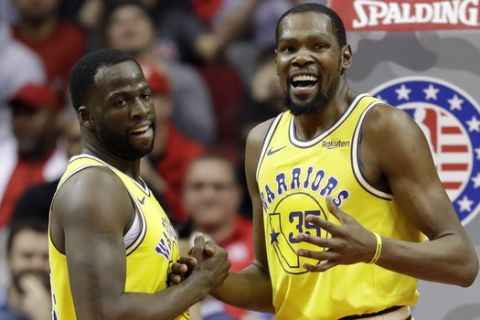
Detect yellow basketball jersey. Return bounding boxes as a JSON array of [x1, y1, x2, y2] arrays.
[[256, 94, 420, 319], [48, 154, 189, 320]]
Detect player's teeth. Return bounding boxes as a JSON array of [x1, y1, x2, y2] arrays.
[[132, 125, 149, 133], [293, 75, 317, 82]]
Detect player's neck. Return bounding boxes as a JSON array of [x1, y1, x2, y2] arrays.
[[83, 146, 141, 181], [293, 83, 355, 140]]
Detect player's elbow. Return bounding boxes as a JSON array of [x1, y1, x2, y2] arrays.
[[456, 248, 479, 287], [90, 298, 125, 320]]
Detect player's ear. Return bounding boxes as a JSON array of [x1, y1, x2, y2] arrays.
[[340, 44, 352, 72], [274, 48, 279, 76], [78, 106, 94, 128]]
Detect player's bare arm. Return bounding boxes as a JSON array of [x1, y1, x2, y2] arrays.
[[50, 166, 230, 320], [297, 104, 479, 286], [210, 119, 274, 312]]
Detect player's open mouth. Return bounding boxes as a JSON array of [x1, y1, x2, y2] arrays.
[[290, 74, 319, 96], [129, 123, 152, 136], [290, 74, 318, 88]]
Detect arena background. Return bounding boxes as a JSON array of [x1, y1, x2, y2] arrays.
[[329, 0, 480, 318], [1, 1, 478, 318]]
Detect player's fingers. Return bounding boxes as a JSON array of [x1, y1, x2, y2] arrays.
[[296, 233, 335, 249], [296, 248, 338, 262], [205, 240, 217, 256], [179, 256, 197, 268], [305, 214, 341, 235], [325, 196, 345, 223], [193, 233, 206, 248], [168, 274, 182, 285], [302, 260, 337, 272], [171, 262, 188, 274]]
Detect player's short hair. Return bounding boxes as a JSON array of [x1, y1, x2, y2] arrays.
[[69, 48, 137, 111], [7, 219, 48, 257], [275, 3, 347, 48]]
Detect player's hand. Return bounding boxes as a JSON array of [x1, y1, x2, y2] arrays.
[[189, 233, 216, 263], [295, 196, 377, 272], [168, 256, 198, 286], [190, 235, 231, 290], [18, 275, 51, 320]]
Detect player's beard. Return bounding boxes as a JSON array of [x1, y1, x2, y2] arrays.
[[96, 121, 155, 161], [285, 75, 340, 116]]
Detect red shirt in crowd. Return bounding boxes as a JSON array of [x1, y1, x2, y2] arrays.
[[12, 21, 86, 93], [218, 216, 254, 318], [154, 123, 205, 222], [0, 155, 51, 228]]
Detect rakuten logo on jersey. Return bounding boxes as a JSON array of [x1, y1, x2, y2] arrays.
[[329, 0, 480, 31]]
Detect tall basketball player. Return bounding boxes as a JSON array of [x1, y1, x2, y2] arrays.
[[48, 48, 230, 320], [203, 3, 478, 320]]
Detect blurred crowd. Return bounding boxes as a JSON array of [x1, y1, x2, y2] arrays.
[[0, 0, 324, 319]]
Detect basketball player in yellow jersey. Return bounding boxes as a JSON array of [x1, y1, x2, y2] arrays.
[[48, 48, 230, 320], [200, 3, 479, 320]]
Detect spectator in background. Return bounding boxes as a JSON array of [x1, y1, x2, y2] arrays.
[[0, 220, 50, 320], [11, 0, 86, 95], [140, 62, 205, 224], [0, 84, 67, 230], [0, 20, 46, 289], [201, 0, 326, 85], [181, 154, 270, 320], [145, 0, 209, 65], [103, 0, 216, 144], [194, 0, 259, 87], [11, 117, 81, 225], [0, 21, 45, 143], [243, 51, 285, 137]]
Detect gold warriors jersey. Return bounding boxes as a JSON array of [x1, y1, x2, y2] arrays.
[[256, 94, 421, 320], [48, 154, 189, 320]]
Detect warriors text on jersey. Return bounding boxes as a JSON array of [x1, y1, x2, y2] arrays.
[[48, 154, 189, 320], [256, 94, 420, 319]]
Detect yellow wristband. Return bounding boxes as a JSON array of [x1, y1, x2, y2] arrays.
[[368, 232, 382, 264]]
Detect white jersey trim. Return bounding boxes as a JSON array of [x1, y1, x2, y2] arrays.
[[351, 102, 394, 200], [125, 204, 146, 255], [289, 94, 368, 148], [70, 154, 152, 196], [256, 114, 284, 181]]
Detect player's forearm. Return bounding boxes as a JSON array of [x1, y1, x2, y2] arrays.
[[377, 234, 478, 287], [211, 264, 274, 312], [93, 275, 210, 320]]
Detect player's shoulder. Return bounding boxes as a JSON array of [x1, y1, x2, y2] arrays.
[[245, 117, 278, 173], [246, 117, 277, 149], [53, 165, 131, 220], [364, 100, 418, 137], [362, 100, 428, 164]]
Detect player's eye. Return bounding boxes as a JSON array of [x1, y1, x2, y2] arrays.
[[278, 43, 296, 54], [115, 98, 127, 107], [313, 43, 328, 51]]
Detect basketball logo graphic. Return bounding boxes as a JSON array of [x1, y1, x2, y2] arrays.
[[371, 77, 480, 225], [268, 192, 329, 274]]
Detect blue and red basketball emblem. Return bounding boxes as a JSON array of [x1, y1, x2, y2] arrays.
[[371, 77, 480, 225]]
